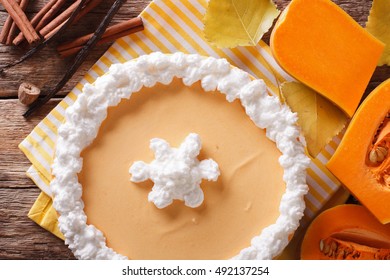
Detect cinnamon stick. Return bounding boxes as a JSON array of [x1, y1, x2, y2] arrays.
[[0, 0, 20, 44], [38, 0, 83, 38], [0, 0, 40, 44], [34, 0, 68, 31], [73, 0, 102, 23], [57, 17, 144, 57], [6, 0, 29, 45], [43, 0, 103, 40], [13, 0, 64, 45]]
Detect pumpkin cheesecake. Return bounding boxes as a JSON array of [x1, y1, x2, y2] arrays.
[[51, 52, 310, 260]]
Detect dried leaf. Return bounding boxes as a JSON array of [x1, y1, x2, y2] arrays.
[[366, 0, 390, 66], [281, 82, 349, 158], [203, 0, 280, 48]]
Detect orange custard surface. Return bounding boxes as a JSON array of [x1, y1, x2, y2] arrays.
[[79, 78, 285, 259]]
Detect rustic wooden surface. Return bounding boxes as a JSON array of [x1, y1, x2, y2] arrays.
[[0, 0, 389, 260]]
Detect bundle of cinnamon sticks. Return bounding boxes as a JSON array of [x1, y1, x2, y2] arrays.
[[0, 0, 144, 50], [0, 0, 39, 44]]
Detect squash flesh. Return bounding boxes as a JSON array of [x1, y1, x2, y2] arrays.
[[320, 238, 390, 260], [301, 205, 390, 260], [270, 0, 384, 117], [327, 79, 390, 224]]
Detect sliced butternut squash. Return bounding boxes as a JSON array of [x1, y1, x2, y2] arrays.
[[270, 0, 384, 117], [301, 204, 390, 260], [327, 79, 390, 224]]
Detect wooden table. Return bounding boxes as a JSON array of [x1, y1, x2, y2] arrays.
[[0, 0, 389, 260]]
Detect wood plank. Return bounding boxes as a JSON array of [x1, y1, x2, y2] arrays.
[[0, 99, 60, 188], [0, 188, 74, 259], [273, 0, 372, 25], [0, 46, 105, 98], [0, 98, 76, 259]]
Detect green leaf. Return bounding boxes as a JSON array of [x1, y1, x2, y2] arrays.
[[203, 0, 280, 48], [281, 82, 349, 158], [366, 0, 390, 66]]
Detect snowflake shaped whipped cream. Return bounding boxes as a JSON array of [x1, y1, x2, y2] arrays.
[[129, 133, 220, 209]]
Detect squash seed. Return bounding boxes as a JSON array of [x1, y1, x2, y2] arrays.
[[369, 146, 388, 164], [319, 239, 324, 251], [370, 149, 379, 163], [323, 243, 330, 254]]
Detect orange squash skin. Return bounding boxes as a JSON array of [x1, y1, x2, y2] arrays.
[[270, 0, 384, 117], [301, 205, 390, 260], [327, 79, 390, 224]]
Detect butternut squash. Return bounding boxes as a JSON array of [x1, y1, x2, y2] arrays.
[[301, 204, 390, 260], [327, 79, 390, 224], [270, 0, 384, 117]]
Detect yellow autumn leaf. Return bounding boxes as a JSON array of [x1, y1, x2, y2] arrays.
[[281, 82, 349, 158], [366, 0, 390, 66], [203, 0, 280, 48]]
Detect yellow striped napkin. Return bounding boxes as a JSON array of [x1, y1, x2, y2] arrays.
[[19, 0, 346, 257]]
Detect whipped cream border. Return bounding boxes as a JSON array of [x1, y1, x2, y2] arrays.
[[51, 52, 310, 260]]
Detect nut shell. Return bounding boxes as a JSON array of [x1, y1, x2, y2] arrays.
[[18, 82, 41, 106]]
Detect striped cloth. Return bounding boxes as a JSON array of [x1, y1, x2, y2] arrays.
[[20, 0, 344, 244]]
